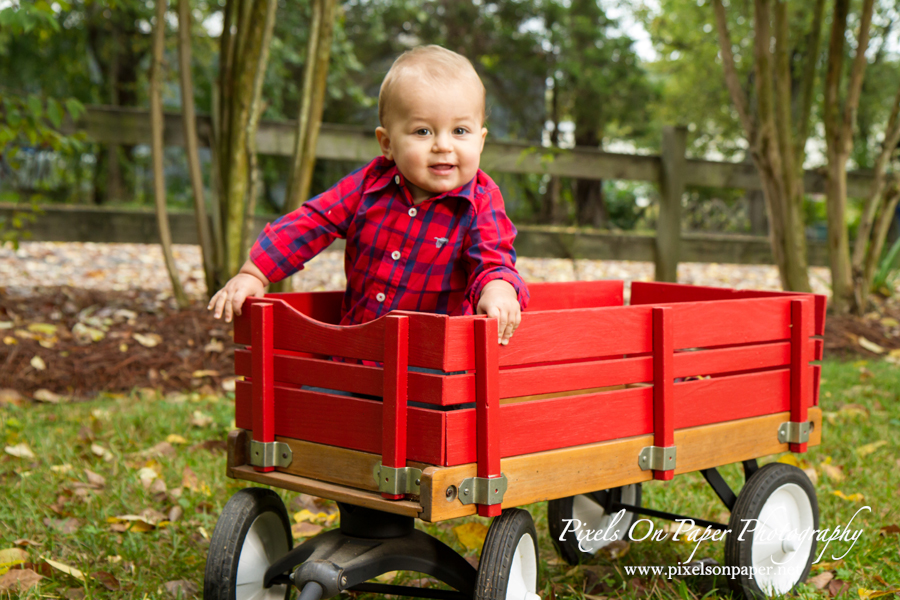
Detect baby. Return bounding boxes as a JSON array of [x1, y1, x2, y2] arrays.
[[208, 45, 528, 344]]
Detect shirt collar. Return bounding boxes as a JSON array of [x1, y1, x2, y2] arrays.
[[364, 160, 479, 204]]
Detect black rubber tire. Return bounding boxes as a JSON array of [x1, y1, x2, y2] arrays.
[[725, 463, 818, 599], [204, 488, 293, 600], [474, 508, 540, 600], [547, 484, 642, 565]]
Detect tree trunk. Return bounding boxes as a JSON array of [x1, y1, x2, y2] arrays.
[[151, 0, 189, 308], [284, 0, 338, 213], [177, 0, 217, 297]]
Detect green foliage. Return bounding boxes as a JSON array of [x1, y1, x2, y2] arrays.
[[872, 235, 900, 296]]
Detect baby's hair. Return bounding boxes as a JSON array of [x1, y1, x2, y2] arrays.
[[378, 45, 486, 127]]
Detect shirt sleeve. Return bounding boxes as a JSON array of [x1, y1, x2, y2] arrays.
[[462, 184, 530, 312], [249, 164, 369, 283]]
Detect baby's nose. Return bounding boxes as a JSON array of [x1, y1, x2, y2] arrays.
[[432, 133, 453, 151]]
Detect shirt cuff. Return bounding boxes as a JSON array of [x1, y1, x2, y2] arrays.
[[469, 268, 530, 311]]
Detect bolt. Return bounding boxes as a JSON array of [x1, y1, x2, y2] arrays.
[[415, 479, 421, 486], [341, 576, 348, 587], [463, 489, 469, 496]]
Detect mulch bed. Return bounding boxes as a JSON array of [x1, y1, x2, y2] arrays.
[[1, 286, 899, 401]]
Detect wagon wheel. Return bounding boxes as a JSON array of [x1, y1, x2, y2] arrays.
[[474, 508, 541, 600], [725, 463, 818, 599], [204, 488, 293, 600], [547, 484, 642, 564]]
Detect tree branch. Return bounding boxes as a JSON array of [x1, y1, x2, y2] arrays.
[[712, 0, 757, 144], [841, 0, 875, 153], [794, 0, 825, 167]]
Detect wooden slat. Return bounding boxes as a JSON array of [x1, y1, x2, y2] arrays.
[[652, 307, 675, 480], [381, 316, 409, 499], [273, 291, 343, 324], [235, 381, 447, 465], [228, 465, 423, 518], [790, 299, 811, 452], [251, 303, 275, 473], [526, 280, 624, 311], [420, 408, 822, 522], [474, 318, 502, 517]]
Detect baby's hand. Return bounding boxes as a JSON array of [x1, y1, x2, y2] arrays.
[[476, 280, 521, 345], [208, 260, 270, 323]]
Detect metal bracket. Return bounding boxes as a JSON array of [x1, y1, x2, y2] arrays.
[[458, 474, 508, 506], [249, 440, 293, 468], [373, 463, 422, 496], [778, 421, 812, 444], [638, 446, 676, 471]]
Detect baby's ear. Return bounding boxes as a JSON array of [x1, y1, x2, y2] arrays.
[[375, 127, 393, 160]]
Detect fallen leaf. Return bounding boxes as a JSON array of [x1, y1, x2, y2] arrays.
[[64, 588, 85, 600], [33, 389, 64, 404], [2, 336, 17, 346], [600, 539, 630, 559], [90, 444, 113, 462], [5, 443, 35, 459], [453, 522, 489, 551], [30, 356, 47, 371], [0, 389, 25, 407], [803, 467, 819, 486], [182, 467, 200, 491], [106, 516, 156, 533], [91, 571, 120, 591], [0, 548, 29, 576], [0, 568, 43, 592], [833, 491, 865, 502], [149, 477, 167, 495], [880, 525, 900, 536], [814, 560, 845, 571], [137, 467, 159, 488], [857, 589, 900, 600], [131, 441, 176, 458], [191, 370, 219, 378], [291, 522, 323, 538], [83, 469, 105, 487], [133, 333, 162, 348], [856, 440, 888, 457], [858, 337, 886, 354], [777, 454, 801, 467], [821, 462, 845, 482], [43, 557, 86, 582], [204, 339, 224, 353], [168, 506, 183, 523], [881, 317, 900, 328], [12, 539, 42, 548], [828, 580, 850, 598], [190, 411, 213, 428], [164, 579, 198, 598], [43, 518, 81, 534], [166, 434, 189, 444], [72, 323, 105, 343], [808, 571, 834, 590]]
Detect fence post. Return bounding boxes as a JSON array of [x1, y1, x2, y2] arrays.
[[656, 126, 687, 282]]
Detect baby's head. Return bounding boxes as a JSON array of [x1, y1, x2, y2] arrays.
[[375, 46, 489, 203]]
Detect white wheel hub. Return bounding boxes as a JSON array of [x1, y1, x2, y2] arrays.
[[570, 485, 638, 554], [751, 482, 814, 596], [235, 512, 290, 600], [506, 533, 540, 600]]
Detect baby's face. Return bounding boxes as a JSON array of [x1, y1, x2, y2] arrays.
[[376, 76, 487, 204]]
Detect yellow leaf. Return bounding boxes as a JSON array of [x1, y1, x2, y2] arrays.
[[858, 337, 885, 354], [858, 589, 900, 600], [881, 317, 899, 328], [27, 323, 57, 335], [453, 522, 489, 551], [30, 356, 46, 371], [191, 370, 220, 378], [166, 434, 188, 445], [43, 557, 86, 581], [0, 547, 29, 576], [293, 510, 338, 525], [3, 336, 16, 345], [777, 454, 800, 467], [856, 440, 888, 457], [72, 323, 105, 342], [119, 343, 128, 353], [821, 462, 844, 482], [833, 490, 865, 502], [133, 333, 162, 348]]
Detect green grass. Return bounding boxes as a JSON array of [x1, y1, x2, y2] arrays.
[[1, 359, 899, 599]]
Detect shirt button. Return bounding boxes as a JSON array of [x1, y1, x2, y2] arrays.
[[376, 292, 386, 302], [391, 250, 401, 260], [408, 207, 417, 217], [394, 175, 400, 185]]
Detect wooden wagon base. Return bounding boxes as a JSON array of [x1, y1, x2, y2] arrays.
[[227, 407, 822, 523]]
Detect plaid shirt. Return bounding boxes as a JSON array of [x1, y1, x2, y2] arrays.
[[250, 156, 529, 326]]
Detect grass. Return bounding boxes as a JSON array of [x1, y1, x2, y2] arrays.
[[1, 358, 899, 599]]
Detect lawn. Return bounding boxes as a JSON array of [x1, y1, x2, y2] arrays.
[[1, 358, 898, 599]]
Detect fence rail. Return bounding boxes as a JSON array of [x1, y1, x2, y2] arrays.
[[39, 105, 858, 272]]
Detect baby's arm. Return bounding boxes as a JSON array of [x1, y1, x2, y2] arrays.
[[208, 259, 270, 323], [476, 279, 521, 345]]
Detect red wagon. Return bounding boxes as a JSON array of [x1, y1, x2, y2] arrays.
[[204, 280, 826, 600]]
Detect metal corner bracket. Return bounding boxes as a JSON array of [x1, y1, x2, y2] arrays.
[[249, 439, 293, 468], [373, 462, 422, 496], [639, 445, 676, 471], [458, 474, 508, 506], [778, 421, 812, 444]]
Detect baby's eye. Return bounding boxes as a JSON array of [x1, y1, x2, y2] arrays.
[[454, 127, 469, 135], [415, 128, 431, 136]]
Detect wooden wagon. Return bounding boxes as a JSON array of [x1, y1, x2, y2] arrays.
[[205, 281, 826, 600]]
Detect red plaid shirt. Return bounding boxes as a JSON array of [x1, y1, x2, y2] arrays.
[[250, 156, 529, 326]]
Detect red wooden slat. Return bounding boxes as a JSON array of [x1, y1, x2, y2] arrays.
[[790, 299, 811, 452], [251, 303, 275, 473], [652, 307, 674, 481], [235, 382, 446, 465], [381, 316, 409, 500], [273, 291, 343, 324], [526, 280, 624, 311], [668, 298, 793, 349], [474, 318, 501, 517], [444, 386, 655, 465], [673, 369, 793, 429]]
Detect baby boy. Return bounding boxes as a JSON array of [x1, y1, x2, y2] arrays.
[[208, 45, 529, 344]]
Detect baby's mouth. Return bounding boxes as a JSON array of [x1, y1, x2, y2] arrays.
[[429, 164, 455, 173]]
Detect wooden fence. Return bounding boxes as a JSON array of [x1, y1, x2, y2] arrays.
[[12, 105, 868, 272]]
